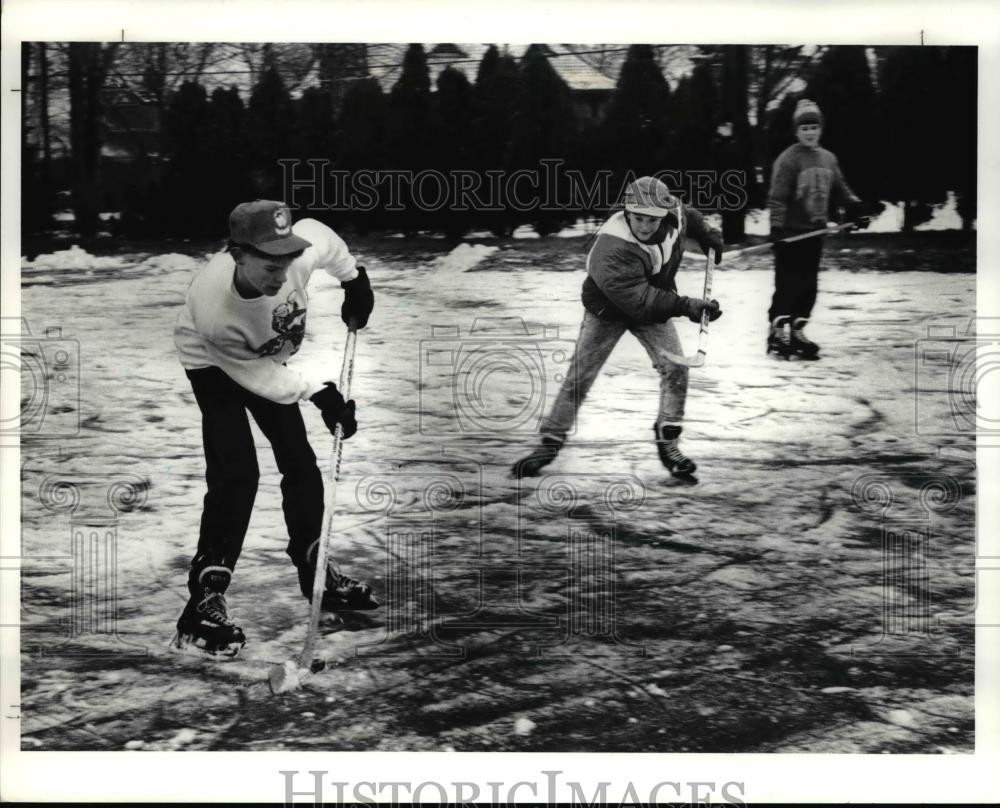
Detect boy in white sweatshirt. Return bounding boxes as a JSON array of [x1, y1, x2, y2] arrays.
[[172, 200, 377, 656]]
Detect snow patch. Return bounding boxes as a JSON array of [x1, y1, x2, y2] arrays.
[[514, 716, 537, 736], [555, 219, 598, 239], [431, 243, 500, 273], [136, 253, 201, 273], [21, 246, 200, 275], [22, 245, 130, 271]]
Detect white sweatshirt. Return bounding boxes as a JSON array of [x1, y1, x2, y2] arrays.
[[174, 218, 358, 404]]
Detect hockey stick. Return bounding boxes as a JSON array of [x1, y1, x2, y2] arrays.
[[732, 220, 859, 259], [681, 221, 860, 264], [667, 222, 859, 368], [270, 319, 359, 694], [663, 252, 714, 368]]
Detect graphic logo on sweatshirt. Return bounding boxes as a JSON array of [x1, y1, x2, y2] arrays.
[[796, 167, 835, 222], [256, 291, 307, 357]]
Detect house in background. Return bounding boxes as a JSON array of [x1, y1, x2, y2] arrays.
[[365, 43, 617, 123]]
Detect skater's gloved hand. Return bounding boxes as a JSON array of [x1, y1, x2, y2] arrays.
[[846, 200, 875, 231], [310, 382, 358, 439], [336, 400, 357, 439], [681, 297, 722, 323], [701, 230, 724, 265], [769, 227, 788, 244], [341, 266, 374, 330]]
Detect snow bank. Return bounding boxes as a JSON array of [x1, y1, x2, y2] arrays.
[[512, 225, 540, 240], [22, 245, 131, 271], [432, 243, 500, 273], [22, 246, 201, 274], [134, 253, 201, 273]]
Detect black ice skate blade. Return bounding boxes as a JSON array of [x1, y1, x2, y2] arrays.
[[169, 631, 245, 659], [666, 471, 699, 486]]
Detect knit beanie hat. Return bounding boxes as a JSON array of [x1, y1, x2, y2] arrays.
[[622, 176, 679, 218], [793, 99, 823, 128]]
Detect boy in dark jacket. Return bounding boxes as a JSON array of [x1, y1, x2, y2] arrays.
[[766, 99, 871, 358], [512, 176, 723, 479]]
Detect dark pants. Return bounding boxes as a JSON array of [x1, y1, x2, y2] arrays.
[[185, 367, 323, 597], [768, 235, 825, 323]]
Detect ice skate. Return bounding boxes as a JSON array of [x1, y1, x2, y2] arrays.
[[510, 436, 563, 478], [655, 424, 697, 476], [298, 541, 381, 612], [790, 317, 820, 359], [172, 567, 246, 657], [766, 315, 793, 358]]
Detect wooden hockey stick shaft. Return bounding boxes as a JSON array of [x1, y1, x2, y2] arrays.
[[680, 220, 859, 265], [694, 250, 714, 364], [298, 321, 358, 669], [664, 252, 713, 368], [669, 221, 858, 367]]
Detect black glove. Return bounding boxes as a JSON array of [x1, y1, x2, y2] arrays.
[[681, 297, 722, 324], [701, 230, 724, 265], [310, 382, 358, 439], [846, 200, 875, 231], [769, 227, 788, 244], [341, 265, 374, 329]]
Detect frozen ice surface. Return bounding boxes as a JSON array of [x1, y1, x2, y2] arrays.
[[16, 235, 976, 752]]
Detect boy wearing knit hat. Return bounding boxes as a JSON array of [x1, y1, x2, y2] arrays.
[[512, 175, 724, 480], [171, 200, 378, 656], [766, 98, 871, 358]]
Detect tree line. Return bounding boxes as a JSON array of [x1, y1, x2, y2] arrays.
[[22, 43, 977, 241]]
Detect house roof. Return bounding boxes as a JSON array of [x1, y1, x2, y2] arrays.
[[366, 43, 617, 95], [545, 45, 617, 92]]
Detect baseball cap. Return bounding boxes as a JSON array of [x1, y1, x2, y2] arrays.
[[229, 200, 312, 256]]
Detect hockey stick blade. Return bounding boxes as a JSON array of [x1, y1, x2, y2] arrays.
[[663, 349, 705, 368]]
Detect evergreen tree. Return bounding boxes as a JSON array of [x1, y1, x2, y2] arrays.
[[877, 46, 950, 231], [161, 80, 212, 235], [600, 45, 672, 190], [764, 90, 801, 169], [670, 63, 719, 174], [337, 78, 387, 170], [387, 43, 432, 170], [292, 87, 337, 164], [386, 44, 432, 231], [508, 44, 579, 235], [806, 46, 880, 204], [943, 47, 977, 230], [246, 63, 295, 200], [431, 66, 475, 239], [290, 87, 337, 216], [473, 46, 519, 166], [336, 78, 388, 231], [473, 45, 520, 236], [205, 86, 250, 225]]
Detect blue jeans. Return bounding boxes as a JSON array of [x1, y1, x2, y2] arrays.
[[540, 310, 689, 441]]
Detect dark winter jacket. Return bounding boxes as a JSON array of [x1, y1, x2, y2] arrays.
[[767, 143, 860, 234], [581, 208, 719, 324]]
